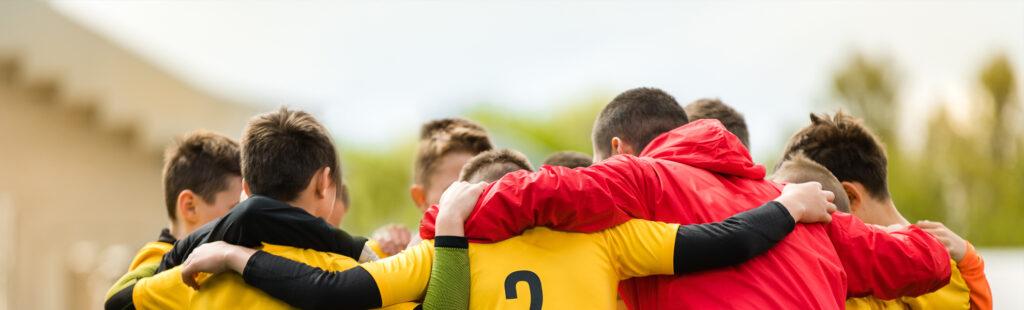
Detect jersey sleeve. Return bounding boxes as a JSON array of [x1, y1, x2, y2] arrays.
[[606, 200, 797, 279], [362, 241, 436, 307], [602, 219, 679, 280], [131, 266, 194, 310], [959, 242, 993, 310], [422, 236, 470, 310], [420, 155, 659, 243], [826, 213, 952, 299]]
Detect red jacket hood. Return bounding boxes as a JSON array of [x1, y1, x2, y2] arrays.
[[638, 119, 766, 180]]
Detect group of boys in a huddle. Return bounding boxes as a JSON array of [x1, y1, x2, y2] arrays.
[[104, 87, 991, 309]]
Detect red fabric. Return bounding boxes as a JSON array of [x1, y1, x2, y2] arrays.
[[419, 119, 951, 309]]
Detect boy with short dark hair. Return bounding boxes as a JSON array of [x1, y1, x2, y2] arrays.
[[106, 107, 400, 309], [684, 98, 750, 149], [541, 151, 592, 169], [780, 112, 992, 310], [104, 130, 242, 300]]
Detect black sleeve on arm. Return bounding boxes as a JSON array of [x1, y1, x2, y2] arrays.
[[242, 251, 382, 310], [159, 196, 368, 272], [673, 201, 796, 274], [104, 283, 135, 310]]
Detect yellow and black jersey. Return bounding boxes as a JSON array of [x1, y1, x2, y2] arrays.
[[104, 229, 176, 301], [105, 196, 379, 310], [370, 219, 679, 309], [129, 229, 176, 271], [240, 201, 797, 310], [127, 243, 418, 310]]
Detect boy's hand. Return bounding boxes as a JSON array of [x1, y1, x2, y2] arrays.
[[180, 241, 256, 290], [371, 224, 412, 256], [436, 181, 487, 237], [774, 181, 837, 224], [917, 220, 967, 261]]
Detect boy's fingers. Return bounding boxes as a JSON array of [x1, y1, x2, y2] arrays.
[[822, 190, 835, 203], [826, 203, 837, 213]]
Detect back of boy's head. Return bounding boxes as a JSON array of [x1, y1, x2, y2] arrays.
[[542, 151, 593, 169], [780, 112, 890, 199], [163, 130, 241, 221], [241, 107, 341, 202], [414, 118, 493, 186], [592, 87, 688, 159], [459, 149, 534, 183], [772, 153, 851, 212], [684, 98, 750, 148]]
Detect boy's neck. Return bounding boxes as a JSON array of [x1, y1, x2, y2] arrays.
[[866, 198, 910, 226]]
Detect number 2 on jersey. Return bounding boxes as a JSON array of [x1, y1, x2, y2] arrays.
[[504, 270, 543, 310]]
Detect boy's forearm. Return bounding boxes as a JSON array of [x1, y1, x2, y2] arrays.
[[673, 201, 795, 274]]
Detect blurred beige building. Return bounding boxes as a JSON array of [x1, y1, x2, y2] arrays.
[[0, 2, 255, 309]]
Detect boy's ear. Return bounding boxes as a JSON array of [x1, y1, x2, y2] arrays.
[[841, 182, 862, 213], [242, 181, 252, 197], [410, 184, 427, 209], [176, 190, 198, 223], [315, 167, 332, 199], [611, 137, 636, 156]]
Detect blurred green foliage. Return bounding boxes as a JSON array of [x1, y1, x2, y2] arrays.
[[830, 52, 1022, 246], [338, 53, 1022, 246]]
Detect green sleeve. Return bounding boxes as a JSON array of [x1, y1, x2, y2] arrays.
[[422, 236, 470, 310], [104, 262, 158, 300]]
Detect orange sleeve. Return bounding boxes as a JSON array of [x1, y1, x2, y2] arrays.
[[959, 242, 992, 310]]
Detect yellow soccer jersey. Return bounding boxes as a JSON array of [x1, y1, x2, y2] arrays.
[[128, 241, 174, 271], [132, 243, 417, 310], [846, 260, 970, 310], [364, 219, 680, 309]]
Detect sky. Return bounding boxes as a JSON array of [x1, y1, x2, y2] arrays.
[[51, 1, 1024, 157]]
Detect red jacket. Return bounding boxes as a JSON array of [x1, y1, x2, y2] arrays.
[[420, 119, 951, 309]]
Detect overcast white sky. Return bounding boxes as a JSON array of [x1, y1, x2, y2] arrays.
[[51, 1, 1024, 156]]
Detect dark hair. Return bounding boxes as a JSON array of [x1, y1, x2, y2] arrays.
[[414, 118, 493, 186], [459, 149, 534, 183], [772, 152, 851, 212], [163, 130, 241, 221], [684, 98, 750, 148], [592, 87, 688, 158], [542, 151, 592, 169], [780, 112, 890, 199], [241, 107, 341, 202]]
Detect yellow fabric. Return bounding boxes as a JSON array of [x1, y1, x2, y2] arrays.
[[133, 243, 415, 310], [189, 243, 360, 309], [845, 260, 970, 310], [363, 219, 679, 309], [105, 241, 173, 301], [367, 239, 391, 258], [128, 241, 174, 271], [132, 266, 194, 310]]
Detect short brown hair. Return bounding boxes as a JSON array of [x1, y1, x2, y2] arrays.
[[772, 152, 851, 212], [241, 107, 340, 202], [459, 149, 534, 183], [780, 112, 890, 199], [593, 87, 688, 159], [684, 98, 750, 148], [413, 118, 493, 186], [163, 130, 241, 221], [542, 151, 592, 169]]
